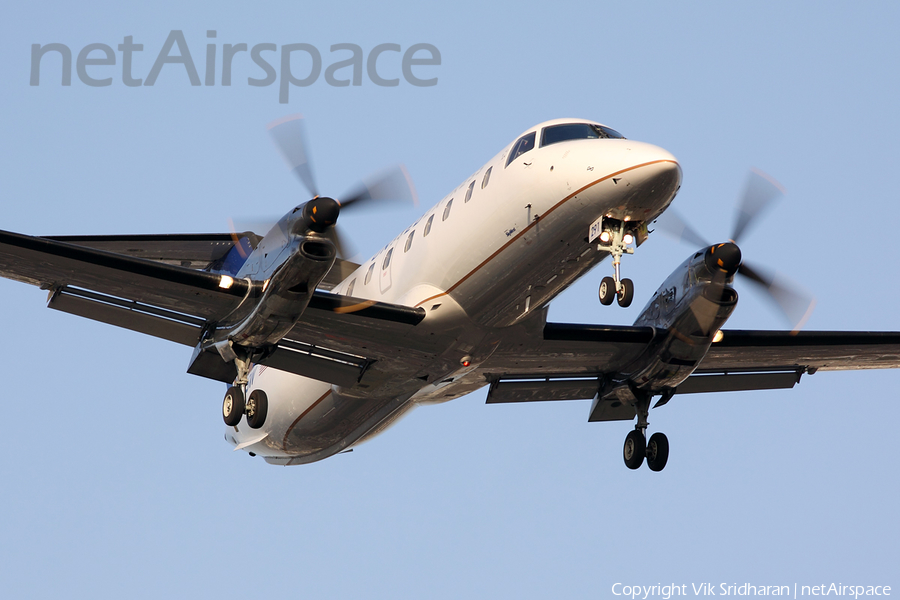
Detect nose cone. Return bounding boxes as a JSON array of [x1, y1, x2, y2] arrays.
[[625, 141, 682, 191], [605, 141, 682, 221], [705, 242, 742, 275]]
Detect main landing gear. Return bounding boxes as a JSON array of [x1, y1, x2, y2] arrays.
[[595, 218, 639, 308], [622, 393, 669, 472], [222, 387, 268, 429], [624, 429, 669, 472], [221, 354, 268, 429]]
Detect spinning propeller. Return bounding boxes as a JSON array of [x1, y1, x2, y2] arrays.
[[265, 114, 418, 259], [657, 169, 816, 331]]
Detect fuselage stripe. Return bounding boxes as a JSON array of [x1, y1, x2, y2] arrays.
[[282, 390, 332, 450], [412, 159, 678, 308]]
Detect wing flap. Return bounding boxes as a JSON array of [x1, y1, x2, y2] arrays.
[[482, 322, 659, 378], [260, 339, 370, 387], [675, 369, 803, 394], [286, 291, 434, 367], [486, 377, 600, 403], [48, 286, 204, 346]]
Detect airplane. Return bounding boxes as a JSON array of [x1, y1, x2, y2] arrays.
[[2, 115, 899, 472]]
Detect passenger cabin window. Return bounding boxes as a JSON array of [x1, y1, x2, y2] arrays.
[[505, 132, 536, 167], [383, 248, 393, 270], [442, 198, 453, 221], [540, 123, 626, 147], [404, 230, 415, 252], [424, 214, 434, 236], [346, 278, 356, 297], [364, 263, 375, 284], [464, 180, 475, 202], [481, 166, 492, 189]]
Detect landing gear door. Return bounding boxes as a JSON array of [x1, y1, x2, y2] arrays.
[[634, 222, 649, 247], [589, 216, 604, 243], [379, 246, 394, 294]]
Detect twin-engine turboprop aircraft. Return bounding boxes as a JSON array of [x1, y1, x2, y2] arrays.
[[2, 116, 899, 471]]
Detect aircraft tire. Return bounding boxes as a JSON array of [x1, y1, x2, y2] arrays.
[[623, 430, 646, 470], [617, 278, 634, 307], [599, 277, 616, 305], [646, 432, 669, 472], [247, 390, 269, 430], [223, 386, 245, 427]]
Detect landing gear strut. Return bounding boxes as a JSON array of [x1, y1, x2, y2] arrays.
[[595, 218, 637, 308], [621, 392, 670, 471]]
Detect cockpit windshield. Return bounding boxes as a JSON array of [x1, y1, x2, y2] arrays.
[[540, 123, 625, 148], [505, 132, 537, 167]]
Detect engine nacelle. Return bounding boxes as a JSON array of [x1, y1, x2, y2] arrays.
[[601, 243, 741, 400], [188, 200, 340, 383], [223, 235, 335, 348]]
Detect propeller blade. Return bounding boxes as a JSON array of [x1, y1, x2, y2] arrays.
[[229, 217, 278, 237], [267, 114, 319, 198], [226, 218, 269, 259], [339, 165, 418, 210], [737, 261, 816, 332], [654, 209, 711, 248], [323, 227, 357, 260], [731, 169, 785, 243]]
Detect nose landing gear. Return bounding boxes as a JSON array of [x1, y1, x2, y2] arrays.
[[594, 218, 642, 308], [599, 276, 634, 307]]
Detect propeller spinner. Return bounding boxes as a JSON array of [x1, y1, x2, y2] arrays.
[[657, 170, 815, 330], [266, 114, 418, 258]]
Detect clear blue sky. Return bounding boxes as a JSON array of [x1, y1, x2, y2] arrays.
[[1, 2, 898, 598]]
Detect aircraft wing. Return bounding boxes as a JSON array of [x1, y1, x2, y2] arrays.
[[0, 229, 256, 322], [6, 229, 899, 395], [481, 322, 900, 406], [0, 229, 426, 385], [699, 329, 900, 372]]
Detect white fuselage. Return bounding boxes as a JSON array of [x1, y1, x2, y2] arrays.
[[226, 118, 682, 464]]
